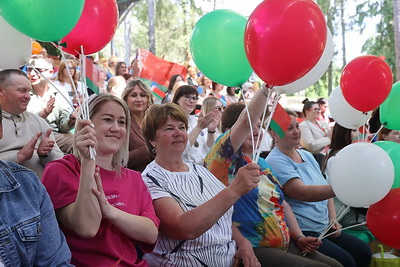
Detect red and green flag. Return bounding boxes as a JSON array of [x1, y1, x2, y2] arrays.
[[150, 82, 166, 100], [270, 103, 291, 138], [85, 57, 100, 95], [135, 48, 187, 99]]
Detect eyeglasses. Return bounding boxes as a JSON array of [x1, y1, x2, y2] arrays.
[[214, 106, 223, 111], [184, 95, 198, 102], [27, 67, 50, 73]]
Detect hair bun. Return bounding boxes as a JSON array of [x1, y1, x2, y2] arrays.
[[302, 98, 309, 104]]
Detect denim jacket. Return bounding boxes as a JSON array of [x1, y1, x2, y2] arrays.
[[0, 161, 73, 266]]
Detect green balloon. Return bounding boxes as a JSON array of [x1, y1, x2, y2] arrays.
[[374, 141, 400, 189], [190, 9, 253, 87], [380, 81, 400, 130], [0, 0, 84, 42]]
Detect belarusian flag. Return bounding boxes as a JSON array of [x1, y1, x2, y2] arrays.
[[85, 57, 100, 95], [135, 48, 187, 98], [270, 103, 291, 138], [150, 82, 166, 100]]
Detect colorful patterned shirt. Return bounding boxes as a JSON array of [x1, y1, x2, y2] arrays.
[[204, 130, 290, 249]]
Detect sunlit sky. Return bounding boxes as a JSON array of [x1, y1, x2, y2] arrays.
[[202, 0, 378, 64]]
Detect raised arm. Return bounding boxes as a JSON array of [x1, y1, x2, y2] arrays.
[[55, 120, 102, 238], [230, 86, 270, 152], [153, 163, 260, 240]]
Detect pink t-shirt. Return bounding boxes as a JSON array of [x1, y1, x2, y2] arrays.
[[42, 154, 159, 267]]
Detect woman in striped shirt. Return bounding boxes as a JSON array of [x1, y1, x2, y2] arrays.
[[141, 103, 261, 266]]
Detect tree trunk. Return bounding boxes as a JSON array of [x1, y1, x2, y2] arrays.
[[124, 15, 132, 64], [340, 0, 346, 68], [394, 0, 400, 81], [327, 1, 333, 95], [148, 0, 156, 55]]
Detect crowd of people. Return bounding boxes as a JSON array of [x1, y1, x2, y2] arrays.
[[3, 50, 396, 266]]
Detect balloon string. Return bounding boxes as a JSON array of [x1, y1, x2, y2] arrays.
[[303, 204, 350, 256], [370, 125, 384, 143], [79, 45, 96, 159], [321, 222, 367, 239], [242, 89, 255, 161], [26, 62, 75, 112], [253, 89, 272, 163], [254, 89, 278, 163], [51, 42, 83, 115], [317, 205, 350, 241]]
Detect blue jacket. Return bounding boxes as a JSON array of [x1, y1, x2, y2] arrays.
[[0, 161, 72, 266]]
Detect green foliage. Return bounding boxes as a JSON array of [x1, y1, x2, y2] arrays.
[[350, 0, 396, 74], [124, 0, 205, 64], [305, 63, 341, 98]]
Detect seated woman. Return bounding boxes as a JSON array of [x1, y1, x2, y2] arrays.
[[200, 96, 224, 136], [162, 74, 184, 104], [42, 94, 159, 266], [378, 127, 400, 143], [266, 111, 372, 267], [141, 103, 261, 266], [299, 99, 332, 168], [205, 88, 340, 267], [323, 123, 374, 244], [121, 80, 155, 172], [172, 85, 220, 165]]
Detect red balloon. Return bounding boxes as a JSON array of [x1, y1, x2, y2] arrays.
[[340, 55, 393, 112], [244, 0, 327, 86], [61, 0, 118, 55], [367, 188, 400, 249]]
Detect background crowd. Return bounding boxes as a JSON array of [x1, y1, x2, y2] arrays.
[[2, 50, 398, 266]]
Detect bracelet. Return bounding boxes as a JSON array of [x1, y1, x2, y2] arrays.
[[294, 234, 305, 244], [208, 129, 216, 134], [38, 154, 49, 158]]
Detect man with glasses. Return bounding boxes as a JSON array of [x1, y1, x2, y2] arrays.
[[0, 69, 63, 179], [27, 55, 77, 154]]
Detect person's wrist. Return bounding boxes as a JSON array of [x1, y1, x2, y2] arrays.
[[294, 234, 305, 244]]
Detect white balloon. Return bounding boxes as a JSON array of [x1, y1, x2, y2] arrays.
[[329, 86, 371, 129], [329, 143, 394, 207], [0, 16, 31, 69], [275, 28, 333, 94]]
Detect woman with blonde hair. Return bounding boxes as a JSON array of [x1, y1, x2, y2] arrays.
[[200, 96, 223, 135], [121, 80, 155, 172], [42, 94, 159, 266], [54, 59, 85, 108]]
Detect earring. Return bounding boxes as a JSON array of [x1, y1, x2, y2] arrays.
[[152, 147, 156, 154]]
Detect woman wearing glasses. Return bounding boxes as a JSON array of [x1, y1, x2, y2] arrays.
[[172, 85, 220, 165], [299, 99, 332, 168]]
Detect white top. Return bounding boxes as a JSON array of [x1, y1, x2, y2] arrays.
[[182, 115, 211, 165], [299, 119, 331, 154], [142, 161, 236, 267], [52, 80, 85, 111]]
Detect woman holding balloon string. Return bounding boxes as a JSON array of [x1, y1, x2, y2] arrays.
[[266, 112, 372, 267], [322, 123, 374, 244], [205, 88, 341, 267], [42, 94, 159, 266]]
